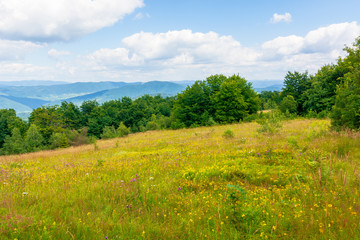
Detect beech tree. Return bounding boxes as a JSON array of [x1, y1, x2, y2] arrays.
[[331, 37, 360, 130]]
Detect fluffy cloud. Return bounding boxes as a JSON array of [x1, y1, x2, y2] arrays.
[[262, 22, 360, 59], [84, 22, 360, 81], [0, 62, 51, 81], [88, 30, 260, 69], [270, 13, 292, 23], [0, 39, 43, 61], [259, 22, 360, 74], [0, 0, 144, 41], [2, 22, 360, 82]]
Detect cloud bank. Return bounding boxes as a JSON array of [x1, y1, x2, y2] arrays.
[[81, 22, 359, 81], [0, 0, 144, 41], [1, 22, 359, 82]]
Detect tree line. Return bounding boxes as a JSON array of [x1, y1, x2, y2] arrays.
[[259, 36, 360, 130], [1, 36, 359, 155]]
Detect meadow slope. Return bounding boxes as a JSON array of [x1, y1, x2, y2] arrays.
[[0, 119, 360, 239]]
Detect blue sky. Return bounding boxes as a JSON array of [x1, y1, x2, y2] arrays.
[[0, 0, 360, 82]]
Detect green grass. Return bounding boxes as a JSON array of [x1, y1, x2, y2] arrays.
[[0, 119, 359, 239]]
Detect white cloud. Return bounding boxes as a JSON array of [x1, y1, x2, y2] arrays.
[[303, 22, 360, 53], [270, 13, 292, 23], [260, 22, 360, 74], [0, 62, 50, 81], [48, 49, 71, 59], [0, 0, 144, 41], [84, 22, 360, 81], [262, 35, 304, 57], [87, 30, 260, 69], [2, 22, 360, 82], [262, 22, 360, 58], [0, 39, 43, 61]]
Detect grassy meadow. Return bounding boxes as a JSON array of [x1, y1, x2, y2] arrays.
[[0, 119, 360, 239]]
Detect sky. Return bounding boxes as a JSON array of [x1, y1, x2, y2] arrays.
[[0, 0, 360, 83]]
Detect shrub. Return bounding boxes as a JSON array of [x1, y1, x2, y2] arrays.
[[25, 124, 44, 152], [223, 129, 235, 138], [117, 122, 130, 137], [2, 128, 25, 155], [256, 110, 283, 134], [49, 132, 69, 149], [101, 126, 117, 139], [67, 128, 90, 146], [279, 95, 298, 114]]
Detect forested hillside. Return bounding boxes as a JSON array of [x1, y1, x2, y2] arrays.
[[0, 36, 359, 156]]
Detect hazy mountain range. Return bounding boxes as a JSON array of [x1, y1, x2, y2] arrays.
[[0, 80, 283, 119]]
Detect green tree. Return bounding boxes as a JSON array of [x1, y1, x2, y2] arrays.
[[212, 77, 248, 123], [304, 64, 346, 113], [49, 132, 69, 149], [0, 109, 27, 148], [282, 71, 311, 114], [2, 128, 25, 155], [25, 124, 44, 152], [173, 74, 259, 126], [146, 114, 160, 131], [172, 81, 210, 127], [279, 95, 298, 114], [117, 122, 130, 137], [58, 101, 82, 129], [29, 105, 64, 143], [259, 91, 281, 110], [331, 37, 360, 130], [101, 126, 118, 139]]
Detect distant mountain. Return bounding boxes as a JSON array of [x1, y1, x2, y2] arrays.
[[249, 80, 283, 89], [254, 84, 283, 93], [61, 81, 186, 104], [0, 95, 49, 109], [0, 81, 134, 101], [0, 95, 33, 113], [172, 80, 196, 86], [0, 79, 284, 119]]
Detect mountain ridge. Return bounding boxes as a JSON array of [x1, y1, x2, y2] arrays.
[[0, 80, 283, 119]]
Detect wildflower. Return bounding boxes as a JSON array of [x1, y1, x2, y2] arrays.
[[130, 178, 136, 182], [149, 177, 153, 180], [178, 187, 181, 190], [22, 192, 28, 195]]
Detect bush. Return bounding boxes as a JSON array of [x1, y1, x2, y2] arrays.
[[101, 126, 117, 139], [242, 113, 260, 123], [256, 110, 283, 134], [279, 95, 297, 114], [223, 129, 235, 138], [67, 128, 90, 146], [25, 124, 44, 152], [2, 128, 25, 155], [49, 132, 69, 149], [117, 122, 130, 137]]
